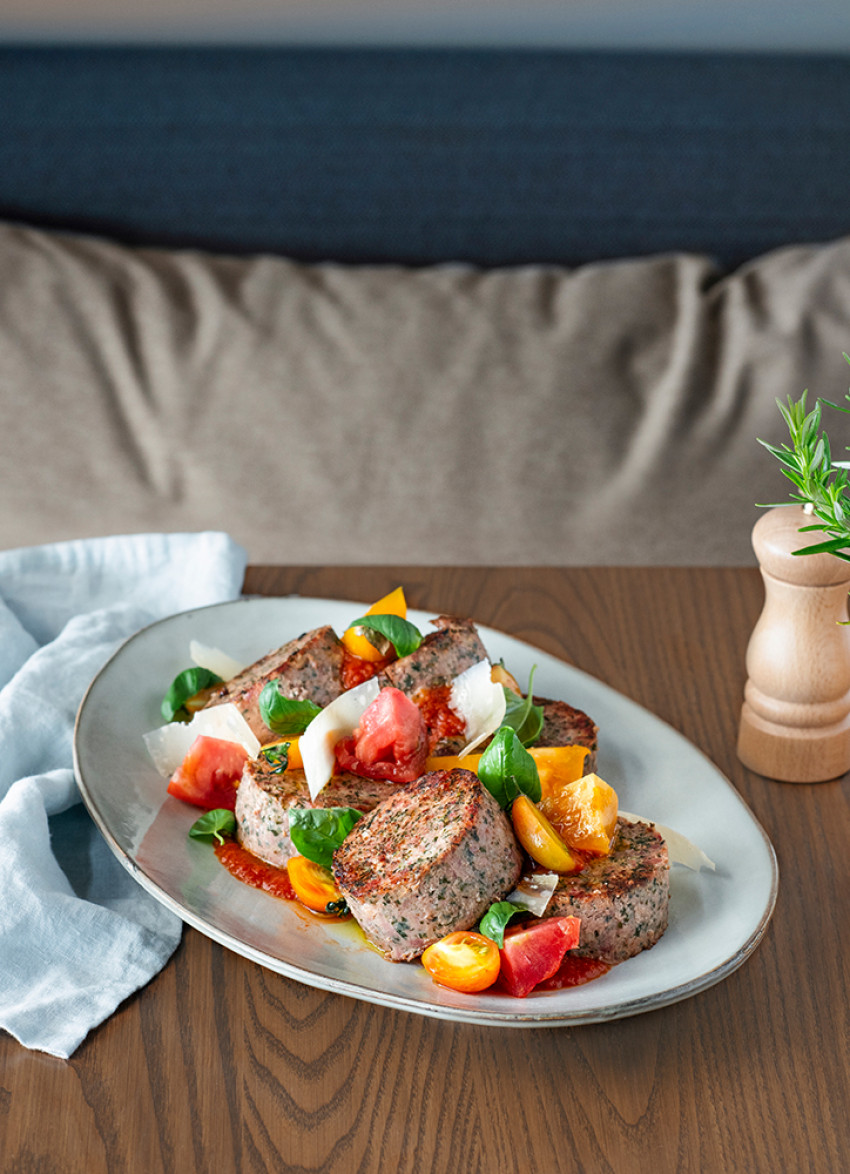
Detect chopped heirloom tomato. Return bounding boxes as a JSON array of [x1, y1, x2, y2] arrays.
[[335, 686, 428, 783], [342, 586, 407, 662], [286, 855, 347, 914], [539, 772, 619, 856], [167, 735, 248, 811], [422, 931, 501, 993], [498, 917, 581, 998], [413, 683, 467, 752], [511, 794, 581, 873]]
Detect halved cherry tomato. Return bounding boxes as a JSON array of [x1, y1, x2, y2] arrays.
[[342, 586, 407, 662], [421, 931, 501, 993], [335, 686, 428, 783], [498, 917, 581, 998], [286, 856, 346, 914], [511, 794, 580, 873], [167, 735, 248, 811]]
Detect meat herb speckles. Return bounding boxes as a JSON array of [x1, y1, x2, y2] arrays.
[[333, 769, 523, 961]]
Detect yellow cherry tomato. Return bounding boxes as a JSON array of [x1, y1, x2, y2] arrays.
[[342, 586, 408, 662], [421, 931, 501, 993], [511, 794, 579, 873], [490, 662, 521, 693], [286, 856, 346, 914]]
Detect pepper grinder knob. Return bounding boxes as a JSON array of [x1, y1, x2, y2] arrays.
[[737, 505, 850, 782]]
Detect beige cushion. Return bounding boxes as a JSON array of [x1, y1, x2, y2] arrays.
[[2, 221, 849, 564]]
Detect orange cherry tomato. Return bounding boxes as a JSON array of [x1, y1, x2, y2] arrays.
[[511, 794, 579, 873], [421, 931, 501, 993], [286, 856, 346, 915], [342, 586, 407, 662]]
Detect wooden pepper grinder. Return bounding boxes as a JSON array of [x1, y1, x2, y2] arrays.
[[738, 505, 850, 782]]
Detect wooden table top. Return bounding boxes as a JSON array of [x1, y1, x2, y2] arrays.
[[3, 565, 849, 1174]]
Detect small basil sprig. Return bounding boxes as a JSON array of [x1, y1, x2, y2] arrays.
[[188, 808, 236, 845], [259, 742, 290, 773], [501, 666, 545, 747], [289, 807, 363, 869], [347, 614, 423, 659], [477, 727, 542, 808], [479, 901, 529, 948], [161, 667, 223, 722], [259, 683, 322, 734]]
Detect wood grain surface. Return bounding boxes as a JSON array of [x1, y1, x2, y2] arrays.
[[3, 566, 849, 1174]]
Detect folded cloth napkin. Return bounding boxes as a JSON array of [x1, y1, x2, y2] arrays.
[[0, 532, 247, 1058]]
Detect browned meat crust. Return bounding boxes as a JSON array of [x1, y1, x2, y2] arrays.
[[543, 818, 669, 962], [204, 625, 345, 742], [333, 768, 523, 961], [235, 756, 398, 868], [534, 697, 598, 773]]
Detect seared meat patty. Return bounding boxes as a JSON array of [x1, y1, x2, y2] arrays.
[[204, 625, 345, 742], [535, 698, 598, 773], [235, 756, 397, 868], [333, 768, 523, 961], [544, 818, 669, 962]]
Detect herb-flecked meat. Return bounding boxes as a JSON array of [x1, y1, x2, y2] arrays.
[[379, 616, 489, 697], [534, 698, 598, 773], [543, 818, 669, 962], [332, 767, 523, 961], [203, 625, 345, 742], [235, 756, 398, 868]]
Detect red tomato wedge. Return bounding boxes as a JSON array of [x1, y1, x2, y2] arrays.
[[167, 735, 248, 811], [335, 686, 428, 783], [498, 916, 582, 998]]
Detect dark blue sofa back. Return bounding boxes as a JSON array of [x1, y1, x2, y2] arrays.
[[1, 46, 849, 268]]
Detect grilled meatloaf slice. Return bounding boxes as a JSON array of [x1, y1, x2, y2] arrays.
[[379, 616, 491, 754], [534, 697, 598, 774], [204, 625, 345, 743], [543, 818, 669, 962], [235, 755, 398, 868], [333, 767, 523, 961]]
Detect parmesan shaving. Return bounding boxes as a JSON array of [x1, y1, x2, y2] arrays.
[[189, 640, 245, 681], [451, 660, 507, 756], [506, 872, 559, 917], [300, 678, 381, 801]]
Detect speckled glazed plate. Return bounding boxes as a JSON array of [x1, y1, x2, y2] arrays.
[[74, 595, 778, 1027]]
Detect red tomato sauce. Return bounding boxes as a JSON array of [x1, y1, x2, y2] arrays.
[[215, 841, 296, 901], [340, 648, 393, 690], [413, 684, 466, 751], [536, 955, 612, 990]]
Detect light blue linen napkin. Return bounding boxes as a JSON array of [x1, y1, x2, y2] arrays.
[[0, 532, 247, 1057]]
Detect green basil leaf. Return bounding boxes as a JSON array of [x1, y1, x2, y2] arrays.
[[477, 727, 542, 807], [289, 807, 363, 869], [188, 808, 236, 845], [347, 614, 423, 659], [259, 684, 322, 735], [161, 666, 223, 723], [500, 665, 545, 747], [478, 901, 529, 948], [259, 742, 290, 774]]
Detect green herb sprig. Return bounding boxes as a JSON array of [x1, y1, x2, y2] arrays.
[[759, 358, 850, 562]]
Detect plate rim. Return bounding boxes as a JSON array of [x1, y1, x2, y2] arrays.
[[73, 592, 779, 1028]]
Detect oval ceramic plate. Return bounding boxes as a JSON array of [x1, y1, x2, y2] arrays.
[[74, 595, 778, 1027]]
